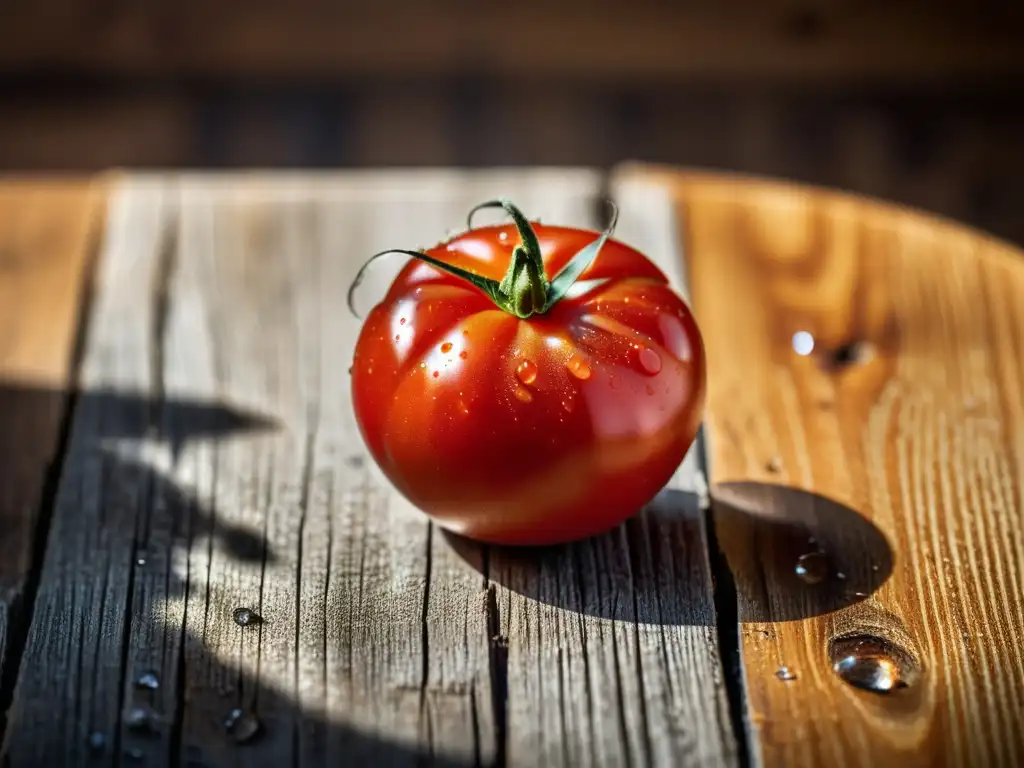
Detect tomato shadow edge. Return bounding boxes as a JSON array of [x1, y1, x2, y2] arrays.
[[442, 481, 894, 626]]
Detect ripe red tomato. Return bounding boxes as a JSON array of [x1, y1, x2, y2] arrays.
[[350, 200, 705, 546]]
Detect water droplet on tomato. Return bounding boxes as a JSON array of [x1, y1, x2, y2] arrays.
[[394, 334, 400, 341], [566, 354, 591, 380], [499, 231, 509, 241], [459, 350, 468, 359], [514, 386, 533, 403], [638, 346, 662, 375], [561, 397, 575, 413], [432, 371, 439, 378], [458, 400, 470, 415], [645, 384, 655, 396], [516, 360, 538, 385], [400, 317, 407, 325], [609, 373, 620, 390], [441, 342, 453, 353]]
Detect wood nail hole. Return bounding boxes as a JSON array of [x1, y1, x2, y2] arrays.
[[822, 340, 874, 371]]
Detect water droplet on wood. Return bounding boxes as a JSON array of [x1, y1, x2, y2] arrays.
[[125, 707, 156, 733], [136, 671, 160, 691], [224, 708, 262, 744], [233, 607, 261, 627], [830, 634, 919, 693], [795, 551, 828, 585], [775, 666, 797, 681], [792, 330, 815, 356], [88, 732, 106, 755]]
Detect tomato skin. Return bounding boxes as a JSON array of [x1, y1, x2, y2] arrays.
[[351, 221, 706, 546]]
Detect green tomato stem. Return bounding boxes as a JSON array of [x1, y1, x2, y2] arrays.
[[347, 198, 618, 321]]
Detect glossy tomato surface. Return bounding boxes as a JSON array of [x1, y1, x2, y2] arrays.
[[351, 221, 705, 546]]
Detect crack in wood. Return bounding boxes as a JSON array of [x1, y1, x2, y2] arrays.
[[484, 583, 507, 768]]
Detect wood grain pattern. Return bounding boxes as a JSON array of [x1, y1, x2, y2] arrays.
[[0, 180, 104, 716], [3, 170, 735, 766], [1, 1, 1021, 83], [616, 167, 1024, 766]]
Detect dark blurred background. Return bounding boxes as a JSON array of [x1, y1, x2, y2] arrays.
[[2, 0, 1022, 243]]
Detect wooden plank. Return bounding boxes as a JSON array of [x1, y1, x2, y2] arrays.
[[0, 1, 1022, 84], [0, 179, 104, 723], [3, 169, 737, 766], [617, 166, 1024, 766], [481, 178, 735, 767]]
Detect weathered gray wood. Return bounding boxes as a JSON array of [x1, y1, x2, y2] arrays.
[[0, 182, 104, 735], [2, 179, 177, 765], [4, 169, 735, 767]]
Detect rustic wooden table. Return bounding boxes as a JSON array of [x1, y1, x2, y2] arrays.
[[1, 167, 1022, 767]]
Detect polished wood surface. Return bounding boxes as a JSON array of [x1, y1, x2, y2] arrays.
[[617, 166, 1024, 767]]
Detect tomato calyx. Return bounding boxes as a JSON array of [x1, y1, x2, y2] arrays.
[[347, 198, 618, 320]]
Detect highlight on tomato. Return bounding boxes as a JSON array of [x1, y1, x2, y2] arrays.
[[349, 199, 706, 546]]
